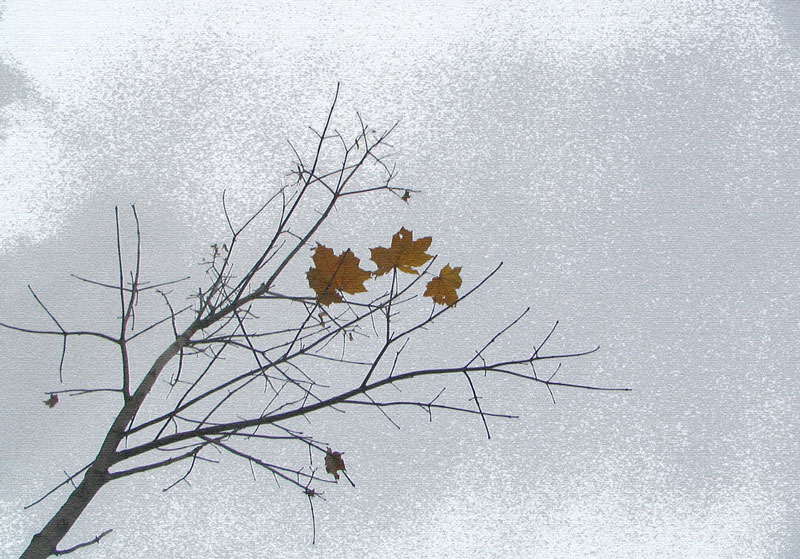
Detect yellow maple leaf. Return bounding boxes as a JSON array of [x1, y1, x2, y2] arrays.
[[424, 264, 462, 307], [370, 227, 433, 276], [307, 244, 370, 306]]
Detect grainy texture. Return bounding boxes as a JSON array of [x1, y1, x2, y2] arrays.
[[1, 1, 798, 557]]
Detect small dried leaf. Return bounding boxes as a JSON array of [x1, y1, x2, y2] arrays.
[[324, 447, 346, 481], [44, 394, 58, 408]]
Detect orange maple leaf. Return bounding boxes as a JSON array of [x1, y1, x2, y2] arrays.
[[307, 244, 370, 306], [424, 264, 462, 307], [324, 447, 346, 480], [370, 227, 433, 276]]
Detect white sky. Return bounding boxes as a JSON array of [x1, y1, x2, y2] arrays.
[[1, 1, 799, 557]]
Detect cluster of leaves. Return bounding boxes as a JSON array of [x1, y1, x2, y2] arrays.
[[307, 227, 462, 308]]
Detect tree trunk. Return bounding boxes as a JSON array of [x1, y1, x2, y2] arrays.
[[20, 466, 110, 559], [20, 333, 193, 558]]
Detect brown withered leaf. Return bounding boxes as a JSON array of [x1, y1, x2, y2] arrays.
[[44, 394, 58, 408], [324, 447, 346, 481], [307, 244, 371, 306], [370, 227, 432, 276], [424, 264, 462, 307]]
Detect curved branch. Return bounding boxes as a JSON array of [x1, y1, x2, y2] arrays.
[[53, 529, 113, 556], [108, 444, 207, 480], [114, 345, 619, 464]]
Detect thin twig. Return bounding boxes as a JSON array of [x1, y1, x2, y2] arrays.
[[53, 529, 113, 556], [24, 463, 92, 509], [27, 285, 67, 382]]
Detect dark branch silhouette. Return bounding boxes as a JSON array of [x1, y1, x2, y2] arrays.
[[4, 85, 628, 558]]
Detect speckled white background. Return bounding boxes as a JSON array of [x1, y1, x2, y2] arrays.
[[1, 1, 799, 557]]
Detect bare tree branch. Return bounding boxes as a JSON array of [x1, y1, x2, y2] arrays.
[[10, 88, 626, 558], [53, 530, 113, 556]]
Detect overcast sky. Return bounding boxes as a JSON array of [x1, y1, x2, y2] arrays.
[[1, 2, 799, 557]]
